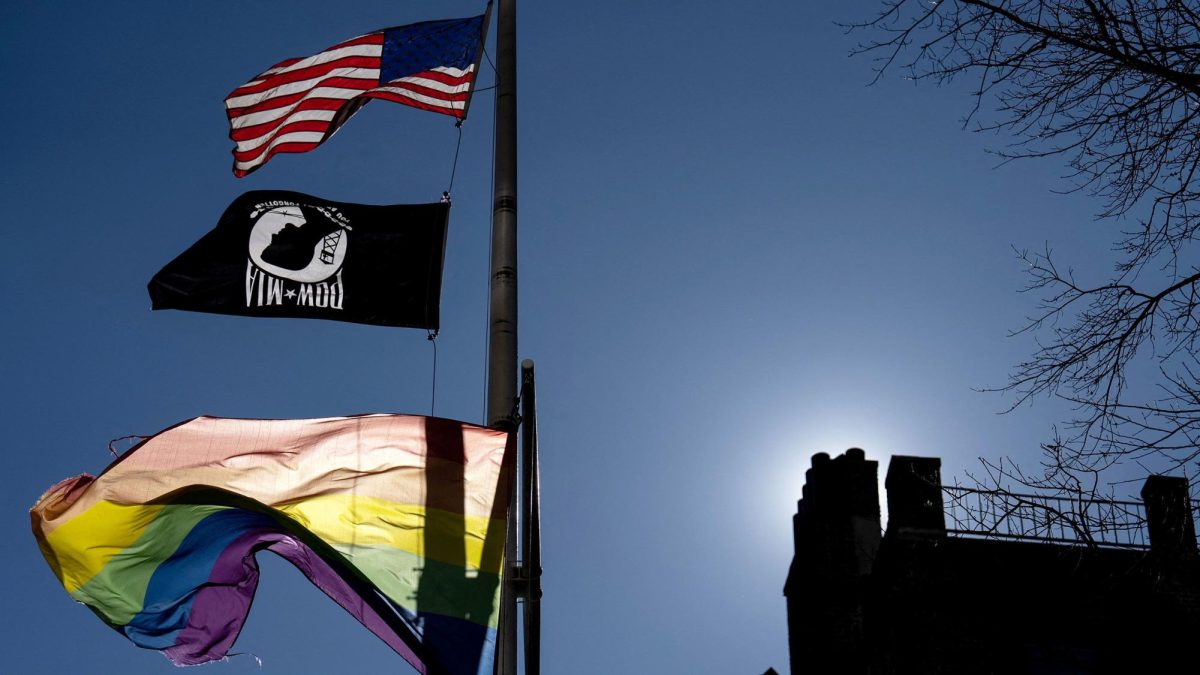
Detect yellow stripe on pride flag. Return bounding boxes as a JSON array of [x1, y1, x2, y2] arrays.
[[43, 501, 165, 594], [41, 494, 505, 597], [276, 494, 505, 572]]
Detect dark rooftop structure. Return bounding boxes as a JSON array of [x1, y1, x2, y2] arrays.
[[783, 450, 1200, 674]]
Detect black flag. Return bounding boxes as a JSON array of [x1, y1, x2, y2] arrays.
[[149, 191, 447, 329]]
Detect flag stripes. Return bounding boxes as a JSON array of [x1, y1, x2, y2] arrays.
[[223, 16, 486, 177], [31, 414, 513, 674]]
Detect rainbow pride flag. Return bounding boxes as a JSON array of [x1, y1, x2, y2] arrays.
[[30, 414, 512, 675]]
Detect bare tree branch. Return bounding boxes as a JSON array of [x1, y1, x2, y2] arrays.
[[851, 1, 1200, 514]]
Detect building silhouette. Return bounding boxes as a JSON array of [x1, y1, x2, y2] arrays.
[[783, 450, 1199, 674]]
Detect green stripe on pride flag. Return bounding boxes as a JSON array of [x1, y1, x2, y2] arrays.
[[330, 543, 503, 629], [71, 504, 232, 626]]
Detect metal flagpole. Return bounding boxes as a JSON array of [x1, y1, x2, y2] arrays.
[[520, 360, 542, 675], [487, 0, 519, 673]]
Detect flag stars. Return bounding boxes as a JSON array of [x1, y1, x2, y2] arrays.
[[226, 15, 483, 175]]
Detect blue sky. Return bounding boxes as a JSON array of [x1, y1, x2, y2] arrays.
[[1, 1, 1138, 673]]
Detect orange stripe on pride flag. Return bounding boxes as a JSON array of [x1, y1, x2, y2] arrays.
[[35, 415, 509, 538]]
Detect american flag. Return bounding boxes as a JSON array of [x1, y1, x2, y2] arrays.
[[225, 15, 487, 177]]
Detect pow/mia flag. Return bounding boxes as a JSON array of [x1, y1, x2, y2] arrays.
[[149, 191, 447, 329]]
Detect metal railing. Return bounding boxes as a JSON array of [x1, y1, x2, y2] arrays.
[[941, 486, 1153, 549]]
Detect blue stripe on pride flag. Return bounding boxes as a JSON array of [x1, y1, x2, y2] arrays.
[[122, 509, 277, 648]]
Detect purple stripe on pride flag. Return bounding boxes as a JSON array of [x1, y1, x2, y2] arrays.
[[265, 536, 423, 668], [164, 526, 423, 671]]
